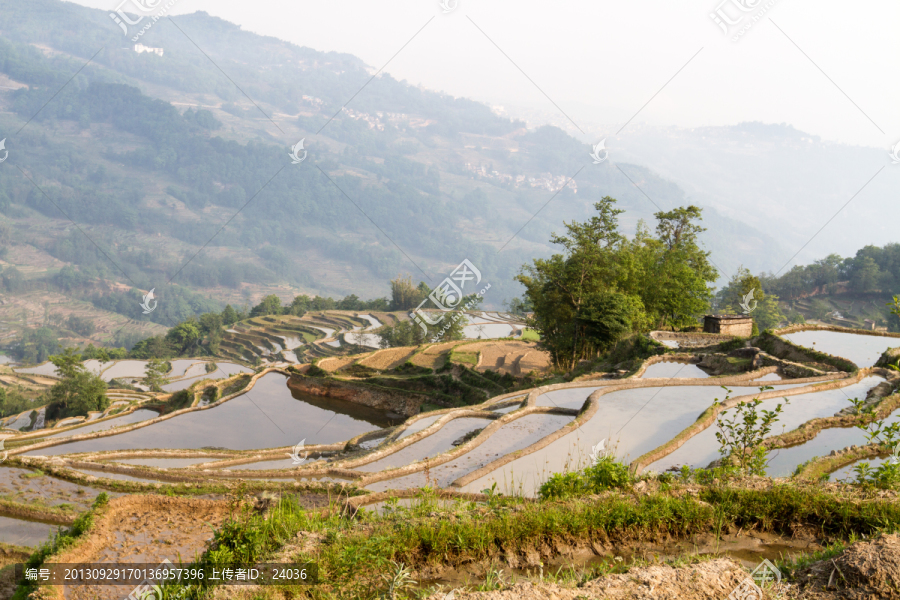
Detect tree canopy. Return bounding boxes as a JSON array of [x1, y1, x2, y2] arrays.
[[517, 197, 717, 366]]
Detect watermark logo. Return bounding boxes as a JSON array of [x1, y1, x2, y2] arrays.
[[727, 578, 761, 600], [0, 439, 7, 464], [890, 141, 900, 164], [739, 288, 757, 315], [728, 559, 781, 599], [589, 139, 608, 164], [127, 558, 172, 600], [710, 0, 778, 42], [287, 438, 309, 464], [410, 259, 490, 339], [751, 559, 781, 586], [890, 444, 900, 465], [130, 584, 162, 600], [439, 0, 458, 13], [109, 0, 181, 42], [589, 438, 608, 463], [289, 138, 307, 164], [140, 288, 157, 314], [0, 138, 8, 163]]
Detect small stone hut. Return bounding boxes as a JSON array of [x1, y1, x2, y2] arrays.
[[703, 315, 753, 337]]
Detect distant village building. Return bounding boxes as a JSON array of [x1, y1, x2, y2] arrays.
[[703, 315, 754, 337], [134, 44, 164, 57], [864, 319, 876, 330]]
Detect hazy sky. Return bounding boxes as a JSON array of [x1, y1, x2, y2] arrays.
[[78, 0, 897, 148]]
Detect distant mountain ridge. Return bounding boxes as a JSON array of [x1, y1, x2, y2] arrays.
[[0, 0, 792, 331]]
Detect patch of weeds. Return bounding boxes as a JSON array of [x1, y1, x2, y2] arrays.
[[342, 364, 379, 378], [539, 455, 633, 500], [392, 362, 432, 376], [776, 536, 854, 580]]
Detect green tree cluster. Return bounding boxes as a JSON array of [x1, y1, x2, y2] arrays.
[[45, 348, 109, 421], [516, 197, 717, 367]]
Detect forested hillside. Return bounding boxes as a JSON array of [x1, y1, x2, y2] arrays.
[[0, 0, 779, 352]]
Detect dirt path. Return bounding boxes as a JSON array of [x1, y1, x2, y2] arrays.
[[49, 495, 229, 600]]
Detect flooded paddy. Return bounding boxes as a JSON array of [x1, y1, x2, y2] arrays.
[[44, 409, 160, 439], [14, 362, 60, 377], [109, 457, 218, 468], [397, 414, 443, 439], [753, 372, 784, 381], [764, 405, 900, 477], [463, 322, 515, 339], [782, 330, 899, 368], [344, 332, 382, 348], [356, 417, 492, 472], [0, 515, 57, 547], [5, 412, 36, 431], [640, 361, 709, 379], [0, 466, 118, 510], [223, 458, 307, 471], [828, 455, 892, 482], [99, 360, 149, 381], [468, 382, 818, 496], [160, 362, 252, 392], [28, 374, 392, 455], [648, 377, 885, 474], [367, 413, 573, 491], [70, 469, 165, 483]]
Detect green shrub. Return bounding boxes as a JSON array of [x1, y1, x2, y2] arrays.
[[539, 456, 633, 499]]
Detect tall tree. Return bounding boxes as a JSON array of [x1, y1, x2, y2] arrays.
[[389, 275, 426, 311], [46, 348, 109, 420]]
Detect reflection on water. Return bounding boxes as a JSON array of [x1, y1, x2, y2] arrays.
[[782, 330, 899, 368], [357, 417, 491, 472], [397, 415, 442, 440], [224, 458, 307, 471], [469, 382, 815, 497], [766, 405, 900, 478], [828, 455, 893, 482], [45, 409, 160, 439], [110, 457, 216, 468], [367, 414, 573, 491], [648, 377, 884, 475], [28, 374, 393, 455], [161, 362, 252, 392], [640, 362, 709, 379], [0, 515, 57, 547]]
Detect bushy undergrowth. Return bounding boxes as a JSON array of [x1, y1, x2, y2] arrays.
[[539, 456, 633, 499], [159, 483, 900, 600]]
